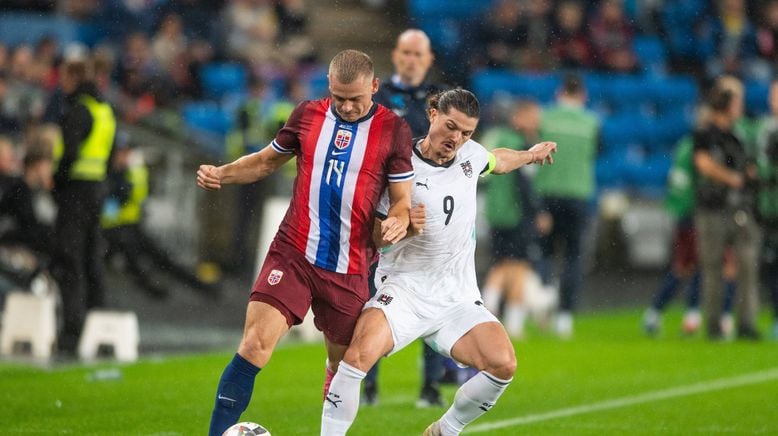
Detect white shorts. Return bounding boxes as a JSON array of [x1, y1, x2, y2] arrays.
[[364, 281, 499, 363]]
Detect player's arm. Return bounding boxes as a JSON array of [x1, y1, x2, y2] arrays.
[[380, 180, 412, 244], [491, 141, 557, 175], [694, 150, 743, 189], [197, 145, 294, 191]]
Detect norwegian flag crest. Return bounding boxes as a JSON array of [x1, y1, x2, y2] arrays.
[[460, 160, 473, 178], [334, 129, 352, 150], [267, 269, 284, 285]]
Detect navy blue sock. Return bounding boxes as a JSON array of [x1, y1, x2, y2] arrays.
[[686, 272, 701, 309], [723, 280, 736, 314], [652, 271, 681, 311], [209, 353, 261, 436]]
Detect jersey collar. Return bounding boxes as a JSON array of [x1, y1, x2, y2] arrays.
[[330, 101, 379, 124], [413, 137, 456, 168]]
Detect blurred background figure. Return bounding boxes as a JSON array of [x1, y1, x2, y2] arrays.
[[643, 129, 737, 338], [102, 132, 219, 301], [693, 76, 761, 340], [480, 99, 544, 339], [534, 73, 599, 338], [755, 78, 778, 340], [51, 56, 116, 355]]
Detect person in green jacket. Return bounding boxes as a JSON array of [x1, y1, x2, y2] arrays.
[[480, 100, 542, 338], [534, 73, 598, 338]]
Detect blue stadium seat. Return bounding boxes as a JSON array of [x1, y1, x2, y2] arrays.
[[601, 113, 648, 152], [471, 71, 559, 104], [745, 80, 769, 116], [650, 77, 698, 114], [182, 102, 233, 136], [201, 63, 247, 99], [633, 36, 667, 76], [409, 0, 490, 20]]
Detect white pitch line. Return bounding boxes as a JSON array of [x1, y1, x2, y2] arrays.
[[465, 367, 778, 434]]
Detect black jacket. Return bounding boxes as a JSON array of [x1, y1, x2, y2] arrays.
[[374, 78, 442, 138]]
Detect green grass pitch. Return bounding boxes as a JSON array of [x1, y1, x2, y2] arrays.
[[1, 309, 776, 435]]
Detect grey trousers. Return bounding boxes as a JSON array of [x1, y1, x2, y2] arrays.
[[695, 209, 761, 334]]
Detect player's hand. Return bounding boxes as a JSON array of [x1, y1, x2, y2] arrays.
[[528, 141, 557, 166], [535, 211, 553, 236], [197, 165, 223, 191], [409, 203, 426, 236], [381, 216, 408, 244]]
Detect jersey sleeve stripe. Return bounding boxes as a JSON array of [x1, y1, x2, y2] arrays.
[[387, 170, 414, 182], [271, 139, 294, 154]]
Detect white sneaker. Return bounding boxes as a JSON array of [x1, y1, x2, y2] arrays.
[[682, 310, 701, 335], [555, 312, 573, 339], [643, 308, 660, 336], [720, 313, 735, 339]]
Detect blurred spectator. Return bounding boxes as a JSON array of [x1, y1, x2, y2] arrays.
[[480, 100, 543, 339], [102, 133, 219, 300], [226, 0, 280, 66], [756, 0, 778, 72], [34, 36, 60, 91], [5, 45, 47, 127], [550, 0, 595, 69], [51, 58, 117, 355], [755, 78, 778, 339], [589, 0, 639, 72], [0, 138, 53, 254], [63, 0, 101, 20], [524, 0, 554, 70], [0, 136, 20, 176], [116, 33, 159, 120], [708, 0, 764, 80], [474, 0, 527, 70], [693, 76, 761, 340], [534, 74, 599, 338], [152, 14, 189, 73], [276, 0, 316, 65], [0, 73, 20, 134], [662, 0, 716, 77]]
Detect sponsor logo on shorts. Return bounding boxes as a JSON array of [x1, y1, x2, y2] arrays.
[[460, 160, 473, 178], [268, 269, 284, 285], [377, 294, 393, 305]]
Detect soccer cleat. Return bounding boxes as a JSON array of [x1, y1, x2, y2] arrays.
[[422, 420, 442, 436], [736, 325, 762, 341], [416, 384, 446, 408], [643, 308, 660, 336], [682, 310, 701, 335], [555, 312, 573, 339]]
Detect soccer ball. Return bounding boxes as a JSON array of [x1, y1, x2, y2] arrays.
[[222, 422, 271, 436]]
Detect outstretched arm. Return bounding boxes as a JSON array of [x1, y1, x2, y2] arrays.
[[491, 141, 557, 174], [197, 145, 294, 191]]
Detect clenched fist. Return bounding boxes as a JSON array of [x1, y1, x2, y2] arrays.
[[197, 165, 223, 191]]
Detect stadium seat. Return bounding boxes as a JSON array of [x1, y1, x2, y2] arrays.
[[745, 80, 770, 116], [201, 63, 247, 99], [471, 70, 559, 105], [601, 113, 648, 152], [182, 102, 234, 136], [78, 310, 139, 362], [633, 36, 667, 76], [650, 77, 698, 114], [0, 292, 57, 360], [409, 0, 490, 20]]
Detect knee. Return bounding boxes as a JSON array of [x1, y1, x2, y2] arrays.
[[342, 346, 375, 373], [238, 331, 276, 368], [485, 352, 517, 381]]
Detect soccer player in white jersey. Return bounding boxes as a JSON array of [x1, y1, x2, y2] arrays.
[[321, 89, 556, 435]]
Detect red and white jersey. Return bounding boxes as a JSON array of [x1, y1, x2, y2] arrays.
[[270, 98, 414, 275]]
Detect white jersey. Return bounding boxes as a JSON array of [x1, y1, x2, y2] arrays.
[[375, 138, 493, 313]]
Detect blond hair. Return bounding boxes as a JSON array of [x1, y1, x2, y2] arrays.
[[328, 50, 374, 84]]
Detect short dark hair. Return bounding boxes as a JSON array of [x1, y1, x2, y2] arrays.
[[560, 73, 585, 96], [428, 88, 480, 119], [329, 50, 374, 84], [708, 84, 733, 112]]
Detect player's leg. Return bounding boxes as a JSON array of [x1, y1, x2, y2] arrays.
[[429, 321, 515, 436], [362, 261, 381, 405], [556, 199, 588, 337], [209, 240, 310, 435], [695, 211, 727, 339], [321, 308, 394, 436], [209, 301, 290, 436]]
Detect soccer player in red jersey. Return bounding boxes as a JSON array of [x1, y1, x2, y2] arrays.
[[197, 50, 414, 436]]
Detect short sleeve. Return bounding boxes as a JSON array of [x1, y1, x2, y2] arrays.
[[270, 101, 307, 154], [386, 119, 414, 183]]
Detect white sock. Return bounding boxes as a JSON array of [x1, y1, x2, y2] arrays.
[[504, 304, 527, 338], [439, 371, 512, 435], [482, 287, 501, 315], [321, 361, 366, 436]]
